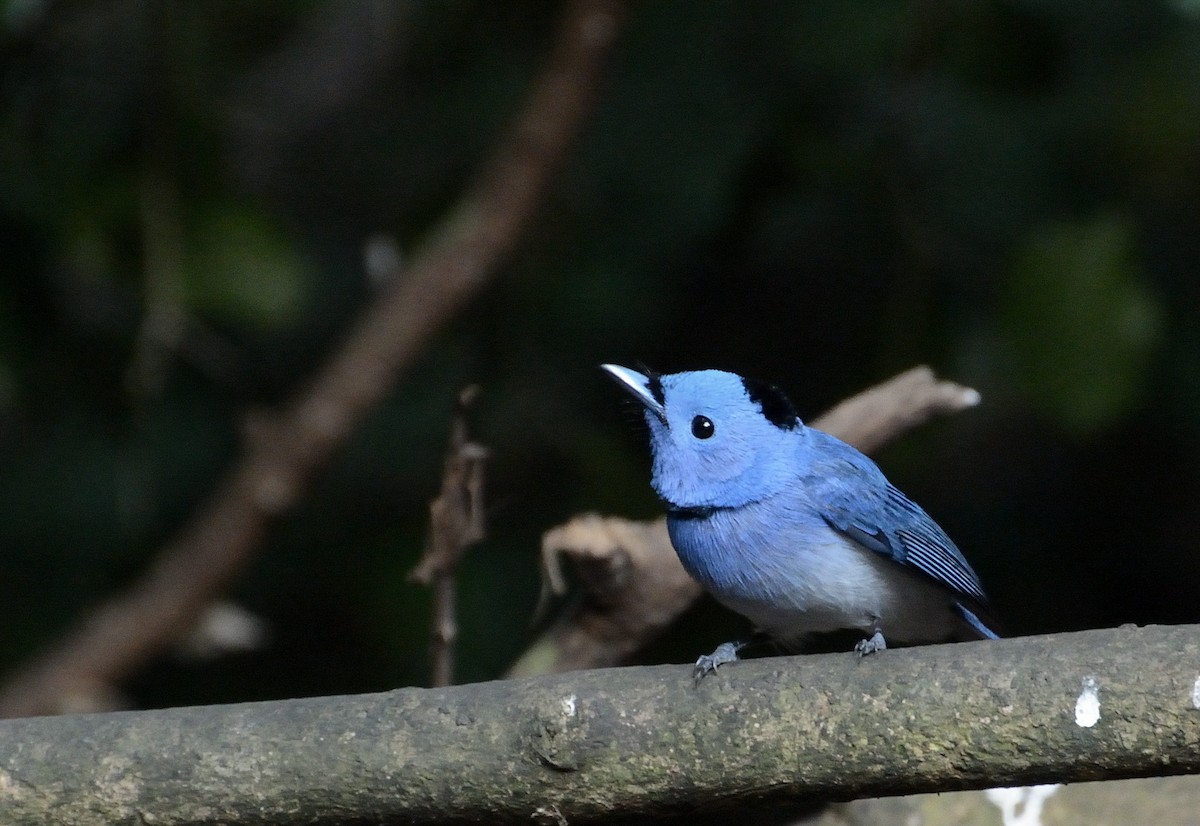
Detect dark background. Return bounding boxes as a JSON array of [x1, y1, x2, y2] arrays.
[[2, 0, 1198, 708]]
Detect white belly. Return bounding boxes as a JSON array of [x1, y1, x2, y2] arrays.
[[713, 535, 892, 640], [669, 506, 968, 646], [690, 531, 964, 646]]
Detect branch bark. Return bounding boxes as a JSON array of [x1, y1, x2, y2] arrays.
[[0, 0, 625, 719], [3, 625, 1199, 825]]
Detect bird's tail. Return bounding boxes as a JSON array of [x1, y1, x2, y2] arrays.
[[954, 602, 1002, 640]]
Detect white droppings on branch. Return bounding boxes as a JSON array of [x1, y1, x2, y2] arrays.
[[1192, 675, 1200, 709], [1075, 676, 1100, 727]]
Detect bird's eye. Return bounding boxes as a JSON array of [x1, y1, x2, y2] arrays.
[[691, 415, 715, 439]]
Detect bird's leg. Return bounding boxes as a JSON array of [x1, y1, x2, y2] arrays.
[[854, 618, 887, 656], [693, 642, 740, 682], [693, 631, 771, 683]]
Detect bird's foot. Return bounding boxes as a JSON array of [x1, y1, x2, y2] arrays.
[[693, 641, 742, 684], [854, 630, 887, 656]]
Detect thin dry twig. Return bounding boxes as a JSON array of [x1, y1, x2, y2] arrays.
[[409, 387, 489, 688], [509, 365, 982, 678], [0, 0, 626, 718]]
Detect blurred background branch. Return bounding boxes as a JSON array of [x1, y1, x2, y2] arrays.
[[224, 0, 413, 190]]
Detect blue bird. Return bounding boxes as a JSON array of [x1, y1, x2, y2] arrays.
[[602, 364, 999, 680]]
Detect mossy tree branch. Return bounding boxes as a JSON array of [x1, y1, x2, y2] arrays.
[[3, 624, 1200, 825]]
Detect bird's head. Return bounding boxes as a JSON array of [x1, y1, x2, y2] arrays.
[[601, 364, 806, 510]]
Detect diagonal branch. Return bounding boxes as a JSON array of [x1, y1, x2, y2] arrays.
[[811, 364, 980, 454], [0, 0, 627, 719]]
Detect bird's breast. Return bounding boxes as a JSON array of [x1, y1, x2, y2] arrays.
[[666, 502, 898, 640]]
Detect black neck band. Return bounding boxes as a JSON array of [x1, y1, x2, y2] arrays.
[[667, 505, 717, 520]]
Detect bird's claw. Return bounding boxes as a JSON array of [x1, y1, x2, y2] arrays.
[[693, 641, 741, 684], [854, 630, 887, 656]]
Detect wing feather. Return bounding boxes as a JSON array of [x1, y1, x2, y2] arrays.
[[805, 439, 989, 606]]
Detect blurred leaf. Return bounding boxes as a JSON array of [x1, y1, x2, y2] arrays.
[[1004, 214, 1162, 434], [183, 203, 311, 328], [1108, 32, 1200, 194]]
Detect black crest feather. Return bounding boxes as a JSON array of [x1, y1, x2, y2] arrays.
[[742, 377, 799, 430], [643, 367, 666, 408]]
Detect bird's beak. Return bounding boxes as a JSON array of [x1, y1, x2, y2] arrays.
[[600, 363, 667, 425]]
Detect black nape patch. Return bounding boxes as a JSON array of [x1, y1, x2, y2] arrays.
[[645, 371, 666, 408], [742, 377, 799, 429]]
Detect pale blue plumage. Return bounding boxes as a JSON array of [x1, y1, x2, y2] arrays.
[[602, 364, 999, 679]]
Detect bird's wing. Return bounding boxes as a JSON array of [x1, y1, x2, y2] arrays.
[[807, 450, 989, 605]]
